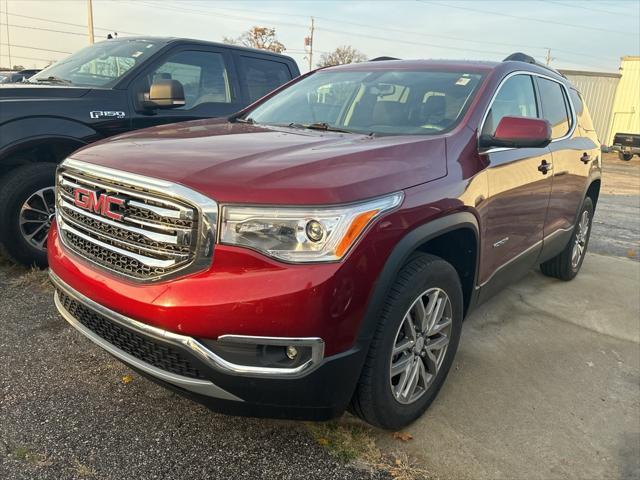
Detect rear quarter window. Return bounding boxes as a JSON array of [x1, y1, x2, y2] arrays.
[[238, 56, 292, 103], [537, 78, 572, 139]]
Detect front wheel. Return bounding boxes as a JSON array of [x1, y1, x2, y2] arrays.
[[0, 163, 58, 267], [618, 152, 633, 161], [540, 197, 594, 281], [350, 253, 463, 429]]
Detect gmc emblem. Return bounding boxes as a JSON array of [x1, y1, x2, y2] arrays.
[[73, 187, 124, 221]]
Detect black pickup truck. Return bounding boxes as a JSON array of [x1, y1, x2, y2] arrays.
[[611, 132, 640, 161], [0, 37, 299, 266]]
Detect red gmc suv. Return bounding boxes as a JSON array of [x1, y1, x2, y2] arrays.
[[48, 53, 601, 429]]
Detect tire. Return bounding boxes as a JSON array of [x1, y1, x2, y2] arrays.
[[0, 163, 58, 267], [540, 197, 594, 281], [618, 152, 633, 161], [350, 253, 463, 429]]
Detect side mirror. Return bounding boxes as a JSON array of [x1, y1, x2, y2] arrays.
[[480, 116, 551, 149], [146, 79, 186, 108]]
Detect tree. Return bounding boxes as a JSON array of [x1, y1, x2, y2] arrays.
[[223, 26, 286, 53], [317, 46, 367, 67]]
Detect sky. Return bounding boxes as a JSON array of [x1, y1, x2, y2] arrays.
[[0, 0, 639, 73]]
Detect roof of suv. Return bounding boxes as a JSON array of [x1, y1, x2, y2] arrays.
[[323, 57, 568, 84]]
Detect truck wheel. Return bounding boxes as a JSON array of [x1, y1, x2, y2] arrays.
[[0, 163, 58, 267], [350, 253, 463, 429], [540, 197, 594, 281], [618, 152, 633, 161]]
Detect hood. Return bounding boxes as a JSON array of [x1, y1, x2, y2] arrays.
[[70, 120, 448, 205], [0, 83, 92, 98]]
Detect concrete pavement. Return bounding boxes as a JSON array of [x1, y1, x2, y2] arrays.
[[374, 253, 640, 480]]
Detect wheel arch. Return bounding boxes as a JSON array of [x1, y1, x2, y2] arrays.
[[0, 136, 88, 178], [585, 179, 601, 209], [357, 212, 480, 347]]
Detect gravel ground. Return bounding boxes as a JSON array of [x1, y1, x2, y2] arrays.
[[0, 265, 389, 480], [589, 153, 640, 261]]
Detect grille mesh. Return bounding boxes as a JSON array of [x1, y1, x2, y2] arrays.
[[58, 289, 205, 379], [57, 170, 198, 280]]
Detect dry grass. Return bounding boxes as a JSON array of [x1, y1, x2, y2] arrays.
[[9, 445, 53, 468], [306, 417, 435, 480], [0, 250, 52, 292]]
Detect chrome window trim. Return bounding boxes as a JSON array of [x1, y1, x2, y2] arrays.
[[478, 70, 577, 154], [57, 158, 218, 283], [50, 271, 325, 379]]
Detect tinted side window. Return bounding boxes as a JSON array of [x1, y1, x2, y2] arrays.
[[482, 75, 538, 136], [147, 50, 234, 110], [239, 56, 291, 102], [537, 78, 571, 139]]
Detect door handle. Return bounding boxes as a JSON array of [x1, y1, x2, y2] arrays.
[[580, 153, 592, 164], [538, 160, 552, 175]]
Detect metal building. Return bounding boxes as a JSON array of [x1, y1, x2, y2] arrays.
[[560, 69, 621, 146], [607, 56, 640, 146]]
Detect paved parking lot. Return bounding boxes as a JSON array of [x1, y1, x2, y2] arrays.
[[0, 153, 638, 480]]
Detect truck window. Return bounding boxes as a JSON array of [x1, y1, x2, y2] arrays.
[[149, 51, 234, 109], [238, 56, 291, 102], [537, 77, 572, 139], [482, 74, 538, 136]]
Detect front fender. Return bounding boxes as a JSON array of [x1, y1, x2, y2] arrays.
[[355, 211, 480, 348], [0, 117, 99, 159]]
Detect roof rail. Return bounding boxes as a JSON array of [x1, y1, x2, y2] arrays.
[[371, 56, 400, 61], [502, 52, 566, 78]]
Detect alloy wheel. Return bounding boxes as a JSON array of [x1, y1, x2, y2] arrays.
[[19, 187, 56, 252], [389, 288, 453, 405], [571, 209, 590, 269]]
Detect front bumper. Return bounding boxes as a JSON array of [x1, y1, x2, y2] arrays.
[[51, 270, 366, 419]]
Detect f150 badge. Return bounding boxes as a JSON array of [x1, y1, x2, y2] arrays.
[[90, 110, 126, 119]]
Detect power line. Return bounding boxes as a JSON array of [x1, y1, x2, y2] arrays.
[[0, 22, 87, 37], [136, 0, 615, 68], [0, 10, 142, 35], [2, 54, 54, 64], [420, 0, 637, 36], [546, 0, 639, 17], [0, 42, 71, 54]]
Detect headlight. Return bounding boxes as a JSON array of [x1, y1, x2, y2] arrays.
[[220, 192, 403, 262]]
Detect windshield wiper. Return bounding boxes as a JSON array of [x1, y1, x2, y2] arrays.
[[287, 122, 353, 133], [33, 76, 72, 85]]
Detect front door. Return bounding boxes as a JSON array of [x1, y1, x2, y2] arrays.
[[477, 73, 553, 293]]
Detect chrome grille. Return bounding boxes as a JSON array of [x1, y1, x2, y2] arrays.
[[56, 159, 218, 281]]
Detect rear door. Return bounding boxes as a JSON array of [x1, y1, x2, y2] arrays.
[[536, 77, 595, 237], [234, 53, 296, 105], [477, 73, 553, 291], [129, 46, 243, 130]]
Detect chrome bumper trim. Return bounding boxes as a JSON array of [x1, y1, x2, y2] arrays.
[[51, 272, 241, 401], [49, 271, 325, 380]]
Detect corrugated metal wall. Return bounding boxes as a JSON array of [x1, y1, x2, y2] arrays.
[[560, 70, 620, 145], [607, 57, 640, 145]]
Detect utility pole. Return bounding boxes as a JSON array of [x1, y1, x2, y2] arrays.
[[87, 0, 95, 44], [545, 48, 554, 67], [304, 17, 314, 71], [5, 0, 11, 68]]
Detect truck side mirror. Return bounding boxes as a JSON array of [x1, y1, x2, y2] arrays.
[[146, 79, 186, 108], [480, 116, 551, 149]]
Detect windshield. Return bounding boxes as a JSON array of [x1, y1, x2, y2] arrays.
[[247, 69, 484, 136], [29, 39, 164, 87]]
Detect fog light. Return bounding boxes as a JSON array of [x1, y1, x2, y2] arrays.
[[305, 220, 325, 242], [286, 345, 298, 360]]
